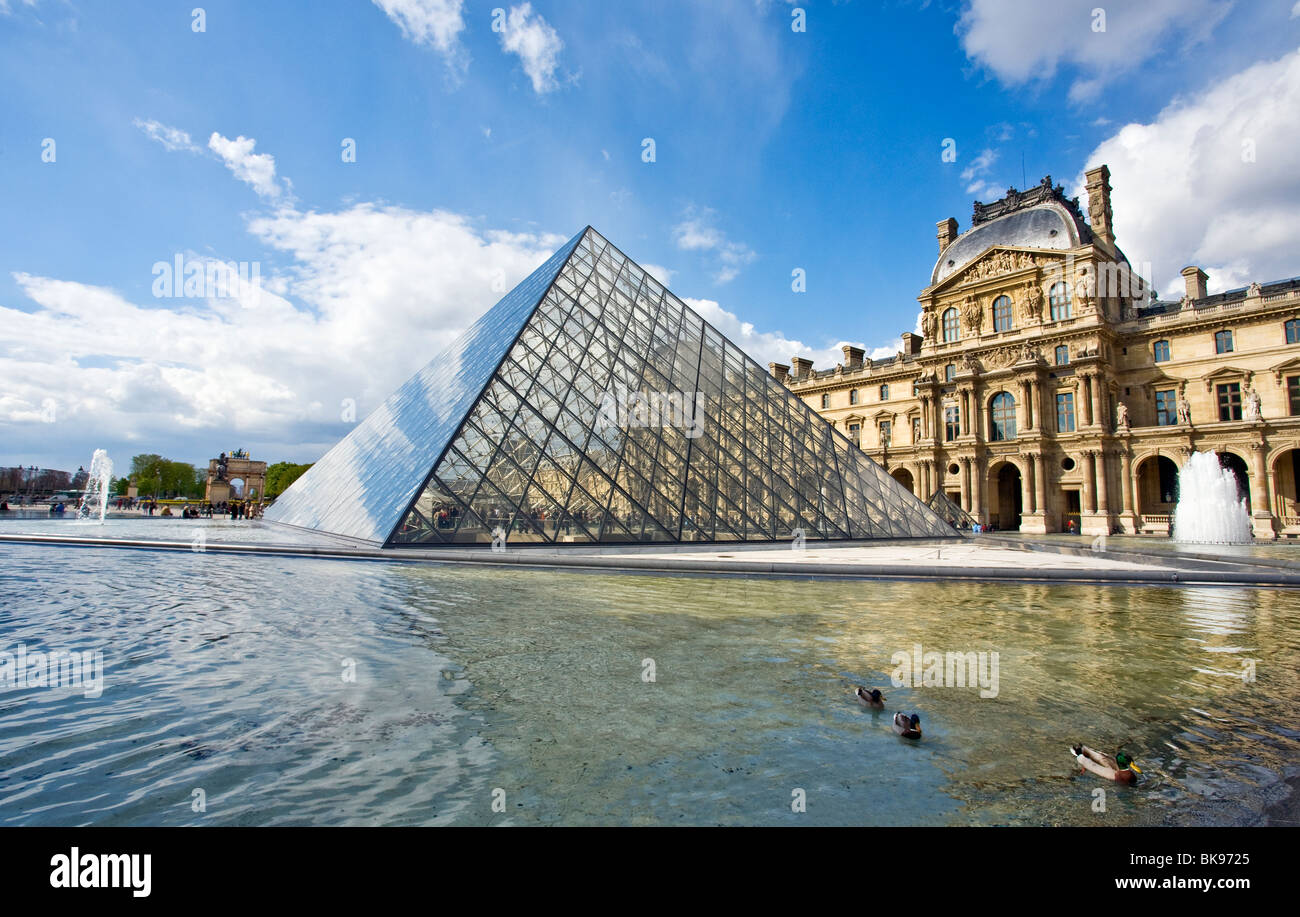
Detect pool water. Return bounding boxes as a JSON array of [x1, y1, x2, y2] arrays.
[[1, 518, 1297, 826]]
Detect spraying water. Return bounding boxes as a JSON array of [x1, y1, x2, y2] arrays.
[[1173, 450, 1252, 543], [75, 449, 114, 524]]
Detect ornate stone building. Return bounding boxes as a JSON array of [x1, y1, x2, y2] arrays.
[[779, 166, 1300, 538]]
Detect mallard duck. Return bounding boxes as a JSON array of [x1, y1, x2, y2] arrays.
[[854, 686, 886, 709], [893, 712, 922, 739], [1070, 744, 1141, 783]]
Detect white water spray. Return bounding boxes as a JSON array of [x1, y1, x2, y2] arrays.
[[1173, 450, 1252, 544], [75, 449, 114, 524]]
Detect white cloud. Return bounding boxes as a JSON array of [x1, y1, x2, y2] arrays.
[[672, 207, 756, 284], [134, 118, 200, 153], [958, 0, 1231, 102], [497, 3, 566, 94], [641, 263, 674, 286], [208, 132, 286, 201], [1293, 1, 1300, 18], [960, 147, 1006, 199], [1079, 46, 1300, 297], [683, 297, 897, 371], [0, 210, 568, 468], [372, 0, 468, 76]]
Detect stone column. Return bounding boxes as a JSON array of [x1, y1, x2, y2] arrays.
[[971, 455, 984, 523], [959, 457, 970, 511], [1096, 449, 1111, 524], [1118, 447, 1138, 534], [1091, 377, 1105, 429], [1082, 451, 1096, 514], [1250, 442, 1277, 539], [1034, 453, 1047, 513], [1082, 375, 1094, 426]]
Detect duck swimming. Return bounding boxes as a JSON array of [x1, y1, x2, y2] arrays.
[[1071, 744, 1141, 783], [854, 686, 886, 709], [893, 712, 922, 739]]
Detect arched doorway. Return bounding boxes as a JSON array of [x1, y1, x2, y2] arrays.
[[1136, 455, 1179, 514], [229, 477, 245, 499], [891, 468, 914, 494], [992, 462, 1023, 531], [1273, 449, 1300, 526], [1219, 452, 1250, 507]]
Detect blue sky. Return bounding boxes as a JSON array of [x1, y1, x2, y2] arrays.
[[4, 0, 1300, 473]]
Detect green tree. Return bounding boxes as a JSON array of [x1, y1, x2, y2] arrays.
[[265, 461, 312, 497]]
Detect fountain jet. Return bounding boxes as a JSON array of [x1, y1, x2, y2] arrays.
[[1173, 450, 1252, 544], [76, 449, 114, 524]]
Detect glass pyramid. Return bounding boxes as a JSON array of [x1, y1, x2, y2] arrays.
[[267, 226, 956, 546]]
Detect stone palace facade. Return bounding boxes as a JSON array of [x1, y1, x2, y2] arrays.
[[779, 166, 1300, 538]]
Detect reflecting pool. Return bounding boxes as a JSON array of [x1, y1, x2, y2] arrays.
[[1, 518, 1297, 825]]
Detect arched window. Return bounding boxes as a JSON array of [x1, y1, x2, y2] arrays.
[[1049, 282, 1071, 321], [1153, 340, 1170, 363], [992, 295, 1013, 332], [942, 307, 960, 342], [990, 392, 1017, 441]]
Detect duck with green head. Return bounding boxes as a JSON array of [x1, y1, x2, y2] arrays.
[[1071, 744, 1141, 784]]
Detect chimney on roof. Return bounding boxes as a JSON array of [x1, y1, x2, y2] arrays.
[[1084, 164, 1114, 250], [1181, 266, 1208, 302], [901, 332, 922, 356], [791, 357, 813, 381], [937, 218, 959, 254], [769, 362, 791, 384], [841, 345, 864, 371]]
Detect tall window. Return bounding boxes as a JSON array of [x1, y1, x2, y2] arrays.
[[942, 308, 960, 342], [879, 420, 892, 444], [849, 388, 859, 405], [990, 392, 1017, 441], [879, 384, 889, 401], [1286, 319, 1300, 344], [820, 393, 829, 409], [1049, 282, 1071, 320], [1289, 376, 1300, 416], [1217, 382, 1242, 421], [945, 363, 956, 382], [1155, 389, 1177, 426], [1215, 330, 1234, 354], [848, 422, 861, 447], [1054, 345, 1069, 366], [912, 416, 921, 443], [1056, 392, 1075, 433], [992, 295, 1013, 332], [945, 405, 960, 441], [1153, 340, 1170, 363]]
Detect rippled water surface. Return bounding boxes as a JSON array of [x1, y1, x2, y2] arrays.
[[1, 519, 1298, 825]]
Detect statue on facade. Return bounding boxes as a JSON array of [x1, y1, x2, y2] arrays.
[[1247, 281, 1262, 298], [921, 309, 936, 339], [1115, 402, 1130, 431], [1176, 391, 1192, 425], [962, 296, 982, 333], [216, 452, 229, 481], [1244, 387, 1263, 422], [1023, 282, 1044, 322]]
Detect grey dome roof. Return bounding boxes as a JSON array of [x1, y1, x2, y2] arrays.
[[931, 202, 1085, 286]]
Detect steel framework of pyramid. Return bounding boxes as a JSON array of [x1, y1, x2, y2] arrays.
[[265, 226, 956, 546]]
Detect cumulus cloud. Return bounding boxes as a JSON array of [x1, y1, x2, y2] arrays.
[[961, 147, 1004, 200], [1078, 46, 1300, 296], [683, 297, 896, 371], [497, 3, 566, 94], [372, 0, 468, 76], [0, 210, 569, 468], [133, 118, 200, 153], [958, 0, 1231, 102], [208, 132, 286, 201], [672, 208, 757, 284]]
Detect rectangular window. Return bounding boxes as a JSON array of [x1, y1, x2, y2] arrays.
[[1153, 340, 1170, 362], [1155, 389, 1177, 426], [820, 393, 829, 409], [1287, 319, 1300, 344], [879, 420, 891, 443], [1056, 392, 1075, 433], [944, 406, 960, 441], [1215, 330, 1234, 354], [945, 364, 956, 382], [849, 389, 859, 405], [1055, 345, 1069, 366], [1288, 376, 1300, 417], [848, 422, 861, 447], [1217, 382, 1242, 421], [879, 384, 889, 401]]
